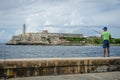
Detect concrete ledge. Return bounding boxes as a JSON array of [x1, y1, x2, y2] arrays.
[[0, 57, 120, 61], [4, 72, 120, 80], [0, 57, 120, 78]]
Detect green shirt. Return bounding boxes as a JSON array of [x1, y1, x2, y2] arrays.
[[102, 31, 111, 40]]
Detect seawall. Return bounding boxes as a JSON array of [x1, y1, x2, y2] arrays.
[[0, 57, 120, 78]]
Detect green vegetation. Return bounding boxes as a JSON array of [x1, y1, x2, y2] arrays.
[[62, 37, 87, 42], [110, 38, 120, 44], [60, 37, 120, 45]]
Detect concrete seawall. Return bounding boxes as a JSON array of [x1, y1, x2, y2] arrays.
[[0, 57, 120, 78]]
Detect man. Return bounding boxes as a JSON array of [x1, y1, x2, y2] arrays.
[[101, 27, 111, 57]]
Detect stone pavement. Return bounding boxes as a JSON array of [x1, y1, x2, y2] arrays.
[[2, 72, 120, 80]]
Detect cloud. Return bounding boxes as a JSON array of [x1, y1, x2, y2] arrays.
[[0, 0, 120, 42], [0, 0, 35, 11], [0, 30, 5, 38], [0, 30, 12, 42], [23, 0, 120, 27], [93, 9, 120, 26]]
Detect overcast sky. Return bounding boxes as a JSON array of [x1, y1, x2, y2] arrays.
[[0, 0, 120, 43]]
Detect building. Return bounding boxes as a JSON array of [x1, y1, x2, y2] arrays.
[[7, 24, 83, 45]]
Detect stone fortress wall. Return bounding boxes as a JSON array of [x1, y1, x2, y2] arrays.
[[7, 24, 83, 45]]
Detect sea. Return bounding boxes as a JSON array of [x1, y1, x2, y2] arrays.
[[0, 43, 120, 59]]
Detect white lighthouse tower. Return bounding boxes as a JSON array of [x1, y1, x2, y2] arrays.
[[23, 24, 26, 36], [22, 24, 26, 42]]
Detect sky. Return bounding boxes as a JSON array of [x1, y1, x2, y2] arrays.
[[0, 0, 120, 43]]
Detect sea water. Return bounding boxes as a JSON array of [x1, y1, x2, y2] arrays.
[[0, 43, 120, 59]]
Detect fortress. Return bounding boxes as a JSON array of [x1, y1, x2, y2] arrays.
[[7, 24, 83, 45]]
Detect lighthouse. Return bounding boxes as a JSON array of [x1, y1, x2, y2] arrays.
[[23, 24, 26, 36], [22, 24, 26, 42]]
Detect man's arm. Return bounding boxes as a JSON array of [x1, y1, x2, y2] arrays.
[[101, 32, 103, 38], [109, 34, 112, 40], [101, 35, 103, 38]]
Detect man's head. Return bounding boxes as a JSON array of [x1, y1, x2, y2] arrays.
[[103, 27, 107, 31]]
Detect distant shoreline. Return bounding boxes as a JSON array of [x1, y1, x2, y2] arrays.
[[0, 42, 120, 46], [4, 43, 120, 46]]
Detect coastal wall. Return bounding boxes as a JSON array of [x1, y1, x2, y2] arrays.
[[0, 57, 120, 78]]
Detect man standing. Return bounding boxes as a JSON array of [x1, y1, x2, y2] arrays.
[[101, 27, 111, 57]]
